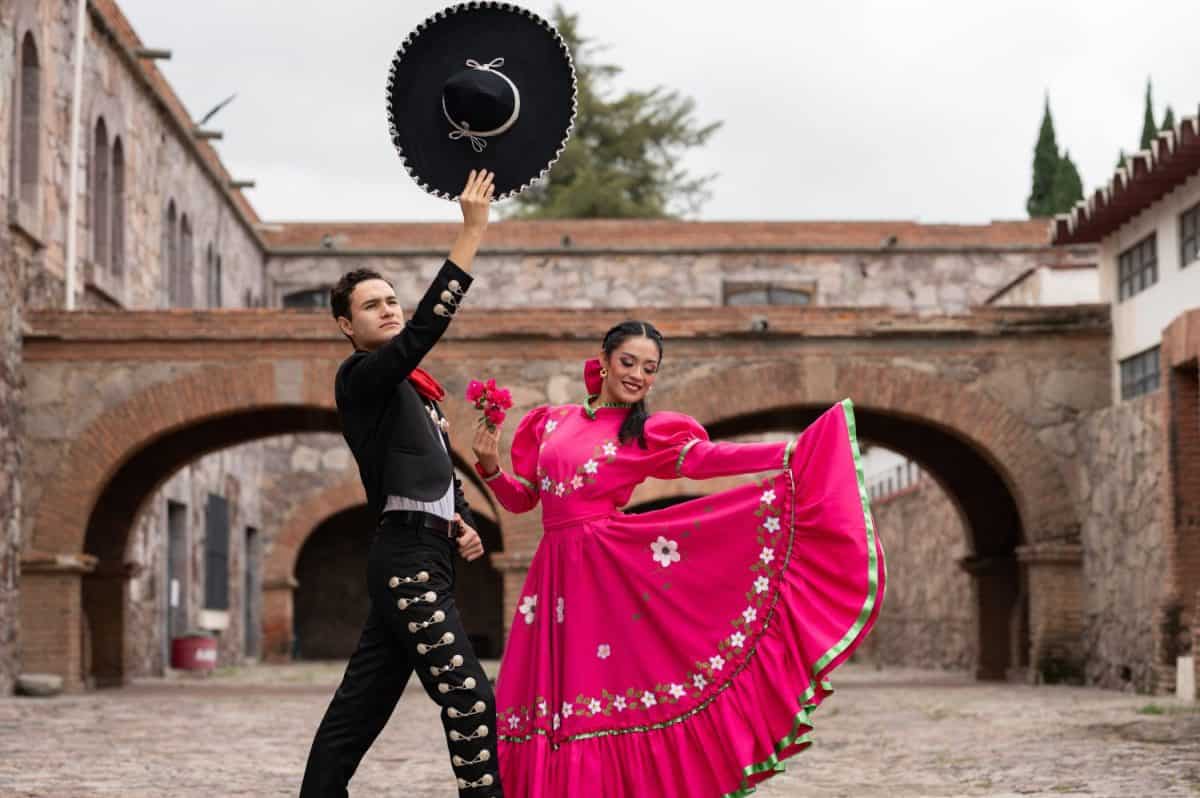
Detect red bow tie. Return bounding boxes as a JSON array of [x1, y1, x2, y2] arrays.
[[408, 367, 446, 403]]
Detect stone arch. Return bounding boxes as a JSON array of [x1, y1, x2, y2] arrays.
[[652, 360, 1081, 680], [23, 361, 490, 686]]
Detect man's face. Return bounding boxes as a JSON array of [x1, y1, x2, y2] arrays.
[[337, 278, 405, 351]]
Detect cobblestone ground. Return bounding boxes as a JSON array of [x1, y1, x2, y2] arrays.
[[0, 663, 1197, 797]]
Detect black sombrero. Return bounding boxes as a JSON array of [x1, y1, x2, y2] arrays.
[[386, 2, 577, 201]]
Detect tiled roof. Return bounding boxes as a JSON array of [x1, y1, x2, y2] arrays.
[[1052, 105, 1200, 245], [262, 219, 1055, 252]]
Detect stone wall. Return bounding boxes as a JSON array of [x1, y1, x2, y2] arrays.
[[268, 247, 1080, 313], [0, 227, 24, 695], [859, 477, 975, 672], [1070, 393, 1166, 692]]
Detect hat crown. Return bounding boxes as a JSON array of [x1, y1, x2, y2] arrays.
[[442, 68, 515, 134]]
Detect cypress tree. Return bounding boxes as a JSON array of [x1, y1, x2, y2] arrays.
[[1050, 150, 1084, 214], [1162, 105, 1176, 132], [1140, 79, 1158, 150], [1027, 97, 1061, 217]]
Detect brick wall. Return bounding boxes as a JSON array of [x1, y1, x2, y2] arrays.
[[0, 227, 24, 694]]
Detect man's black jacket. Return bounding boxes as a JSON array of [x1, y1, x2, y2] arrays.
[[334, 260, 475, 528]]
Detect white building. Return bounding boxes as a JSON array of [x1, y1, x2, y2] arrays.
[[1053, 106, 1200, 402]]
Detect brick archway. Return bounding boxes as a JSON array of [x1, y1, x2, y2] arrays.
[[21, 362, 486, 688], [654, 360, 1081, 680], [260, 471, 502, 660]]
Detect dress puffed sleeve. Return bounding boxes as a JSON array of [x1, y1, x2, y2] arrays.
[[476, 405, 548, 514], [642, 412, 794, 481]]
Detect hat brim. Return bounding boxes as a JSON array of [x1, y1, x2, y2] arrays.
[[387, 2, 577, 201]]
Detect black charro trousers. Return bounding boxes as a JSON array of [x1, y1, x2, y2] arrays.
[[299, 514, 502, 797]]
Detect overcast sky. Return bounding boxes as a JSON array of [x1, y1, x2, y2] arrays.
[[116, 0, 1200, 225]]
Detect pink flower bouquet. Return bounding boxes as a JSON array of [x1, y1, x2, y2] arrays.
[[466, 378, 514, 430]]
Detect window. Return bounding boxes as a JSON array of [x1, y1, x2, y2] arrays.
[[179, 213, 194, 307], [1117, 234, 1157, 301], [283, 288, 332, 310], [204, 494, 230, 611], [163, 201, 179, 305], [1181, 202, 1200, 269], [205, 244, 222, 308], [92, 118, 110, 269], [111, 137, 125, 275], [17, 32, 41, 209], [1120, 346, 1161, 400], [723, 281, 815, 306]]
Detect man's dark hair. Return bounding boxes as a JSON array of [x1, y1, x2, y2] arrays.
[[330, 269, 391, 321]]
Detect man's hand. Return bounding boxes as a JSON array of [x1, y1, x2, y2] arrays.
[[471, 418, 502, 476], [455, 514, 485, 562], [448, 170, 494, 271]]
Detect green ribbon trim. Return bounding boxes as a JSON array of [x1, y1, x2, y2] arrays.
[[675, 439, 701, 476], [514, 474, 538, 494], [721, 398, 880, 797], [584, 395, 634, 420]]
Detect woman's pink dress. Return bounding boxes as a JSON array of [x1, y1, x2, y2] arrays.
[[481, 399, 884, 798]]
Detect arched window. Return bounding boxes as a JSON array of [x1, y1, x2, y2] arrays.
[[92, 118, 110, 270], [164, 200, 179, 305], [111, 137, 125, 276], [205, 243, 223, 308], [17, 32, 41, 209], [283, 288, 332, 310], [179, 213, 194, 308]]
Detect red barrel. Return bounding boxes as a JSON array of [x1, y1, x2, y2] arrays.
[[171, 635, 218, 670]]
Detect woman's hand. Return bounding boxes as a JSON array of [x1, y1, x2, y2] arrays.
[[472, 418, 502, 475]]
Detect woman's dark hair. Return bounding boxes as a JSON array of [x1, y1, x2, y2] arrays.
[[602, 320, 664, 448]]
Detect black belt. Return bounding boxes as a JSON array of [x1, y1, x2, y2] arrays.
[[380, 510, 457, 539]]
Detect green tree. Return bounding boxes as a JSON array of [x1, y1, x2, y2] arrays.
[[1140, 79, 1158, 150], [1027, 97, 1062, 217], [1162, 105, 1176, 132], [1051, 150, 1083, 213], [507, 6, 721, 219]]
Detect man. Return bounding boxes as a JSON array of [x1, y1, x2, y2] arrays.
[[300, 170, 502, 797]]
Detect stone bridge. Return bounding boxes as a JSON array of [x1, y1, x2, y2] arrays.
[[19, 304, 1111, 689]]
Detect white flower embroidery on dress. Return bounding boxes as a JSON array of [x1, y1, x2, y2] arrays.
[[651, 536, 681, 568], [570, 475, 584, 490], [519, 595, 538, 625], [693, 673, 708, 691], [709, 655, 725, 672], [730, 632, 747, 649], [742, 607, 758, 624], [556, 597, 565, 624], [508, 715, 520, 728], [641, 691, 657, 709], [763, 516, 781, 533], [597, 644, 611, 660], [541, 476, 553, 491], [545, 419, 558, 434], [602, 441, 618, 457], [761, 489, 776, 505], [555, 482, 566, 497], [754, 575, 770, 594], [537, 700, 548, 715], [553, 713, 561, 730], [562, 701, 573, 718], [614, 696, 627, 711], [759, 546, 775, 565], [588, 699, 603, 714], [669, 683, 686, 700], [583, 459, 599, 475]]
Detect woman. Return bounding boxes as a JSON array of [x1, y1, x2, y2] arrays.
[[471, 321, 885, 797]]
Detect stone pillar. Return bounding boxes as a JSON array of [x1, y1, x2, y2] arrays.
[[1016, 542, 1084, 684], [959, 554, 1022, 681], [489, 551, 533, 654], [262, 577, 298, 662], [19, 552, 97, 692]]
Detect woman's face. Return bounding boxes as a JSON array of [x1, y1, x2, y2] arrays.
[[603, 335, 661, 404]]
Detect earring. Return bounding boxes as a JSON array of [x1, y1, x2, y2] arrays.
[[600, 368, 608, 378]]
